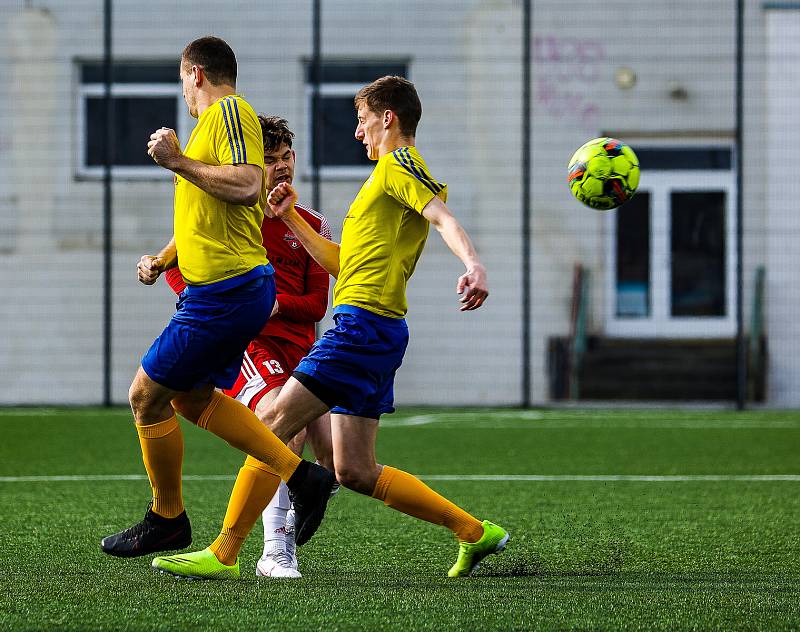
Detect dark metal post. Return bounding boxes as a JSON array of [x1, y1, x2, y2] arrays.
[[310, 0, 322, 341], [735, 0, 745, 409], [521, 0, 532, 407], [311, 0, 321, 212], [102, 0, 114, 406]]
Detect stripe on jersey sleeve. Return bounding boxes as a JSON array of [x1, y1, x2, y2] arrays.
[[231, 99, 247, 163], [402, 147, 443, 193], [221, 98, 243, 164], [219, 101, 239, 164], [392, 148, 442, 195]]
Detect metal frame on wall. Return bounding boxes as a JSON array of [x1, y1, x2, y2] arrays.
[[735, 0, 746, 410], [521, 0, 532, 407], [102, 0, 113, 406]]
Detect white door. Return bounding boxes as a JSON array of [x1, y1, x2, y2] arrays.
[[605, 162, 736, 338]]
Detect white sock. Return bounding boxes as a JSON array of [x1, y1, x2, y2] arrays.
[[262, 481, 291, 556]]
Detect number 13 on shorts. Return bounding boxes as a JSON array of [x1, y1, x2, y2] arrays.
[[263, 359, 284, 375]]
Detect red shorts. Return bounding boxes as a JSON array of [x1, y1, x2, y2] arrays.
[[223, 337, 309, 411]]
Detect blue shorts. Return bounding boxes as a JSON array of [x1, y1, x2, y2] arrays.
[[293, 304, 409, 419], [142, 265, 275, 392]]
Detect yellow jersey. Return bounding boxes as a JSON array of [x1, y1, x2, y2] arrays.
[[334, 146, 447, 318], [173, 95, 267, 286]]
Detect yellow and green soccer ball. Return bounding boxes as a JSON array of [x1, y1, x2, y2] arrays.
[[567, 137, 640, 210]]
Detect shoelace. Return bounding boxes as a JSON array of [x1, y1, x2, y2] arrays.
[[285, 536, 296, 559], [120, 502, 157, 541], [265, 549, 296, 568], [121, 517, 152, 541]]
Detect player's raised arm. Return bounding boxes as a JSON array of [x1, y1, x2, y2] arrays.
[[147, 127, 262, 206], [268, 182, 341, 278], [421, 195, 488, 311]]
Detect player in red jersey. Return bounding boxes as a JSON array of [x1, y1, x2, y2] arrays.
[[164, 115, 334, 578]]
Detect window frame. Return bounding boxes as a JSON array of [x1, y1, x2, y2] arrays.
[[303, 60, 410, 180], [304, 82, 372, 180], [604, 165, 737, 338], [76, 65, 189, 180]]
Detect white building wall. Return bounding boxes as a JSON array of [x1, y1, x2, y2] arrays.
[[766, 7, 800, 406], [0, 0, 785, 405]]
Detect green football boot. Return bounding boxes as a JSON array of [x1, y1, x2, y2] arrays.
[[152, 547, 240, 580], [447, 520, 509, 578]]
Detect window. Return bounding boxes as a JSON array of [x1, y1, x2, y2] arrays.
[[615, 192, 651, 318], [77, 62, 187, 179], [605, 145, 736, 337], [305, 60, 409, 179], [670, 191, 727, 317]]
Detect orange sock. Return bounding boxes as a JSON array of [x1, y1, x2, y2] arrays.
[[209, 456, 281, 565], [136, 414, 184, 518], [196, 391, 301, 481], [371, 466, 484, 542]]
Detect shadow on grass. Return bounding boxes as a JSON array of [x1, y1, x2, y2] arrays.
[[479, 539, 627, 578]]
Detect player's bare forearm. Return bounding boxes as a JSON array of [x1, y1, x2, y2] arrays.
[[156, 236, 178, 270], [170, 156, 262, 206], [281, 210, 341, 278], [433, 214, 478, 266], [138, 236, 178, 286], [148, 127, 261, 206], [423, 197, 489, 310]]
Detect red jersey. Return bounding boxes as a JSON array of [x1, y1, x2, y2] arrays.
[[165, 202, 331, 350]]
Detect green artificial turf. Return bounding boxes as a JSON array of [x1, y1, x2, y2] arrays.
[[1, 407, 799, 631]]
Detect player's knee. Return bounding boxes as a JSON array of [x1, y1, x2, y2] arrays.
[[335, 466, 371, 494], [171, 391, 212, 425], [170, 395, 192, 423], [128, 382, 152, 422]]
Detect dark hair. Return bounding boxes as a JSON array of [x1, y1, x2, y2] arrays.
[[181, 36, 237, 87], [258, 115, 295, 153], [354, 75, 421, 137]]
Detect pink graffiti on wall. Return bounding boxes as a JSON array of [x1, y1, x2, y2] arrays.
[[534, 36, 605, 128]]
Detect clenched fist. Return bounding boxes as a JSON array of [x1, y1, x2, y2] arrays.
[[267, 182, 298, 218], [147, 127, 182, 169], [137, 255, 165, 285]]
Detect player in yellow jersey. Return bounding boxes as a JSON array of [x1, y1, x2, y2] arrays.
[[100, 37, 335, 574], [154, 76, 508, 579]]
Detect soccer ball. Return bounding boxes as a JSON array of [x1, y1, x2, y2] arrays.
[[567, 137, 640, 210]]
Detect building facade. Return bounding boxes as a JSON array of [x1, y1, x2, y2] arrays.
[[0, 0, 796, 406]]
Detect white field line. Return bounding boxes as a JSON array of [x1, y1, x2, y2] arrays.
[[2, 474, 800, 483], [2, 408, 799, 429], [381, 413, 800, 429]]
